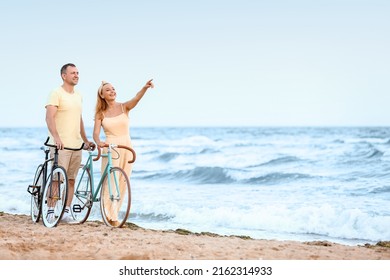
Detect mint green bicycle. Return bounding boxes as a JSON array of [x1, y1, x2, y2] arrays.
[[70, 144, 136, 228]]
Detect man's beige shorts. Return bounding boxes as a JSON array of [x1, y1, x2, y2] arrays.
[[50, 149, 82, 180]]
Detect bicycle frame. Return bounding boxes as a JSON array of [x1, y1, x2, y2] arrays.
[[76, 145, 121, 203], [42, 148, 50, 186], [43, 146, 69, 202]]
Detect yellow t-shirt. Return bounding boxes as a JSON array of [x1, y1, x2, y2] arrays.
[[46, 87, 83, 148]]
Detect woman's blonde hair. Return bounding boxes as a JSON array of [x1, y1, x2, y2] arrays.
[[95, 81, 109, 120]]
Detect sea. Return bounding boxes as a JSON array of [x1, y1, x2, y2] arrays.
[[0, 126, 389, 246]]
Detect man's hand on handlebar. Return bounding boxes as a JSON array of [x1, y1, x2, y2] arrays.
[[83, 141, 96, 151]]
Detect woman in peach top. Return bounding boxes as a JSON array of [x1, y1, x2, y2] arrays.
[[93, 79, 154, 226]]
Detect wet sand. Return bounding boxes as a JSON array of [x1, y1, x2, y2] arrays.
[[1, 213, 389, 260]]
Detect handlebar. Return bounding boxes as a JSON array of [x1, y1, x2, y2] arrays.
[[44, 137, 85, 151], [93, 144, 136, 164]]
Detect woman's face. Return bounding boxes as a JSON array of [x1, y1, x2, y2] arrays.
[[101, 83, 116, 101]]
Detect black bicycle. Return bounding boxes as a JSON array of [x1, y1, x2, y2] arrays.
[[27, 137, 84, 228]]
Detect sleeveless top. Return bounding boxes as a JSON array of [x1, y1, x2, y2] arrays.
[[101, 104, 133, 175]]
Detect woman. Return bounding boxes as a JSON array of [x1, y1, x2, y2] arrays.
[[93, 79, 154, 226]]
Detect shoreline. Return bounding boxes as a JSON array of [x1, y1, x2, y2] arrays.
[[1, 212, 390, 260]]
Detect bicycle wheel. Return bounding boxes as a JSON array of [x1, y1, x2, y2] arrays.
[[71, 165, 93, 223], [100, 167, 131, 228], [41, 166, 68, 228], [30, 164, 44, 223]]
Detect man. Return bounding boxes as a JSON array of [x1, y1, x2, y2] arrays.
[[46, 63, 94, 223]]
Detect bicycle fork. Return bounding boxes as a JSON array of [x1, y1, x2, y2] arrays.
[[106, 149, 121, 201], [107, 168, 121, 201]]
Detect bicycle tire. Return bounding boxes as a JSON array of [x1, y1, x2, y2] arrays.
[[30, 164, 44, 223], [41, 166, 68, 228], [100, 167, 131, 228], [71, 165, 93, 223]]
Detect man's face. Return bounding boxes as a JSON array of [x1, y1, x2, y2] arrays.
[[62, 66, 79, 86]]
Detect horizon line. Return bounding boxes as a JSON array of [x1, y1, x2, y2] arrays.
[[1, 125, 390, 129]]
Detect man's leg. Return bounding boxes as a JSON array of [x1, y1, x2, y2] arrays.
[[67, 179, 75, 207], [61, 150, 82, 223]]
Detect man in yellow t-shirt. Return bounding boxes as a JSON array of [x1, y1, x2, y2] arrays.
[[45, 63, 94, 223]]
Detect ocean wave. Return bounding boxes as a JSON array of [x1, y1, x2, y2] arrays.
[[370, 185, 390, 194], [138, 167, 315, 185], [139, 166, 234, 184], [157, 152, 180, 162], [132, 202, 390, 244], [199, 148, 219, 154], [175, 167, 235, 184], [342, 144, 385, 162], [233, 142, 260, 148], [131, 212, 173, 222], [143, 149, 160, 155], [156, 148, 220, 162], [252, 156, 303, 167], [333, 139, 345, 144], [366, 149, 384, 159], [244, 172, 313, 185]]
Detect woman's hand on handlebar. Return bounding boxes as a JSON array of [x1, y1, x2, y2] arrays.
[[97, 141, 107, 148], [92, 142, 107, 161], [93, 143, 136, 164]]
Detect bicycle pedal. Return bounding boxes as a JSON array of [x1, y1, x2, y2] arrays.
[[73, 204, 82, 213], [27, 185, 40, 195]]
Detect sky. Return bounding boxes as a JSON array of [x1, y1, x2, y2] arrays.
[[0, 0, 389, 127]]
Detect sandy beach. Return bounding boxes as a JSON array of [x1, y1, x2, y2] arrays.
[[0, 212, 389, 260]]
